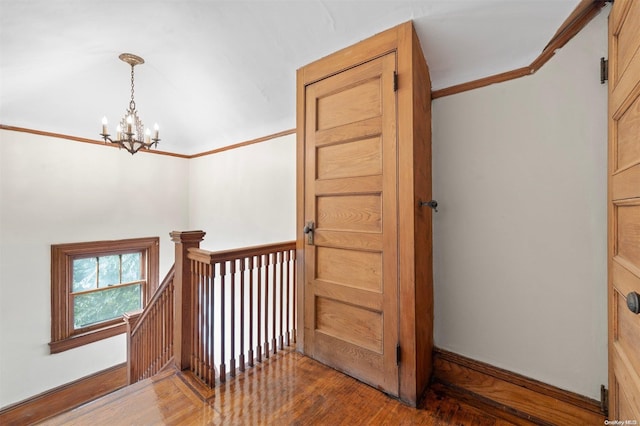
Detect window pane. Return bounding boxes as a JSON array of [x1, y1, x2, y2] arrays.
[[72, 258, 97, 292], [73, 284, 141, 329], [98, 255, 121, 287], [121, 253, 141, 282]]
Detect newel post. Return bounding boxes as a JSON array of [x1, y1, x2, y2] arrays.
[[170, 230, 206, 371], [123, 310, 143, 385]]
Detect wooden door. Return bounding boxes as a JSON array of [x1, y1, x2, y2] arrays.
[[301, 53, 399, 395], [609, 0, 640, 419]]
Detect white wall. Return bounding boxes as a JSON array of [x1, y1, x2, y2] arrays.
[[432, 10, 608, 399], [0, 131, 189, 407], [189, 134, 296, 251]]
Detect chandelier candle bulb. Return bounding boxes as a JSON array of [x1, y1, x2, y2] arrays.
[[126, 115, 133, 133], [154, 123, 159, 140], [145, 128, 151, 144], [101, 117, 108, 135], [116, 125, 122, 140]]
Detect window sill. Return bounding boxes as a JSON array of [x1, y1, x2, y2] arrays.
[[49, 322, 126, 354]]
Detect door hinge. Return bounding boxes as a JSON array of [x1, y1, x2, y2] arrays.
[[393, 71, 398, 92], [396, 344, 401, 365], [600, 57, 608, 84], [600, 385, 608, 416]]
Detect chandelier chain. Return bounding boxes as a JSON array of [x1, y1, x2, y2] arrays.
[[129, 64, 136, 111]]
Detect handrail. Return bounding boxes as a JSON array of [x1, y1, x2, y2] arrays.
[[187, 241, 295, 264]]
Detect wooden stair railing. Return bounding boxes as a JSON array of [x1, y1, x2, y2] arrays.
[[126, 231, 297, 389], [186, 240, 297, 387], [124, 265, 175, 384]]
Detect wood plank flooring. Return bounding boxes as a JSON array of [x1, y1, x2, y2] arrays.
[[40, 349, 529, 425]]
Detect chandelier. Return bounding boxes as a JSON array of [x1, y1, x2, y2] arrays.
[[100, 53, 160, 155]]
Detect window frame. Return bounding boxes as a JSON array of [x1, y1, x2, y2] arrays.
[[50, 237, 159, 354]]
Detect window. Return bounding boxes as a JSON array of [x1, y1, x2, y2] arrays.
[[50, 237, 159, 353]]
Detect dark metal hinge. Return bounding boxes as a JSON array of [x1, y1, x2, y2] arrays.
[[396, 344, 401, 365], [393, 71, 398, 92], [601, 57, 608, 84], [600, 384, 609, 416]]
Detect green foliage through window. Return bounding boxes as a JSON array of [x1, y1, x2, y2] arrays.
[[71, 253, 143, 329], [73, 284, 142, 329]]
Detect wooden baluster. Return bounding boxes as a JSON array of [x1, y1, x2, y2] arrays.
[[206, 262, 211, 382], [163, 292, 168, 365], [137, 321, 142, 380], [204, 262, 209, 383], [138, 324, 143, 380], [193, 260, 200, 379], [148, 308, 152, 376], [169, 283, 174, 366], [264, 253, 270, 359], [199, 261, 206, 381], [138, 328, 144, 382], [239, 257, 246, 372], [169, 286, 173, 363], [154, 303, 159, 373], [158, 293, 162, 369], [203, 263, 211, 387], [149, 305, 153, 376], [162, 297, 166, 367], [292, 248, 297, 344], [191, 261, 198, 378], [156, 300, 161, 372], [200, 261, 205, 383], [219, 261, 227, 382], [156, 302, 160, 372], [194, 262, 207, 380], [200, 264, 206, 384], [248, 256, 255, 367], [143, 320, 147, 377], [271, 251, 277, 355], [152, 306, 156, 374], [133, 334, 138, 382], [256, 254, 262, 363], [201, 262, 207, 383], [157, 294, 163, 370], [141, 323, 145, 377], [145, 309, 150, 378], [230, 259, 236, 377], [279, 250, 284, 350], [153, 305, 156, 372], [284, 250, 290, 347], [144, 315, 149, 378]]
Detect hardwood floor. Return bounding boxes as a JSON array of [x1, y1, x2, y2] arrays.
[[40, 349, 528, 425]]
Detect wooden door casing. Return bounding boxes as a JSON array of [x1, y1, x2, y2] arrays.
[[609, 0, 640, 419], [303, 53, 399, 395]]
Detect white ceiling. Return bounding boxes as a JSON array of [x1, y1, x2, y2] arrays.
[[0, 0, 581, 155]]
